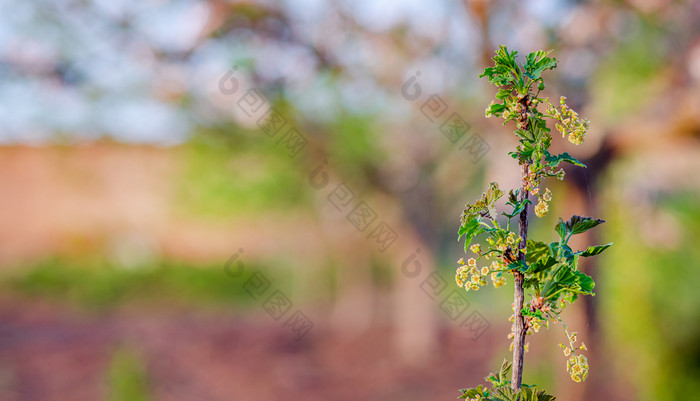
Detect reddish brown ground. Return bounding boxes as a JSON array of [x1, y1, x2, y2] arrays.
[[0, 302, 501, 401]]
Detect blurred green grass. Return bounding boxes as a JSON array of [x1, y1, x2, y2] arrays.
[[602, 184, 700, 400], [108, 347, 152, 401], [0, 258, 277, 311]]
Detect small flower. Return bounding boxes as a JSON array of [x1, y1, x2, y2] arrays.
[[491, 272, 506, 288], [564, 347, 571, 356], [580, 342, 587, 351], [468, 258, 477, 267], [470, 244, 481, 254], [530, 320, 541, 332], [542, 188, 552, 202], [457, 258, 465, 265], [481, 266, 489, 275], [535, 199, 549, 217]]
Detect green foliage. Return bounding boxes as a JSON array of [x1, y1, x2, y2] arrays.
[[602, 190, 700, 400], [458, 360, 556, 401], [455, 46, 612, 395], [460, 182, 505, 224], [177, 130, 310, 219], [591, 25, 666, 123], [555, 215, 605, 239], [108, 348, 152, 401], [0, 258, 261, 310]]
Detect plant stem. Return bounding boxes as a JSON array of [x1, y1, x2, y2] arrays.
[[512, 94, 532, 392], [511, 163, 529, 392]]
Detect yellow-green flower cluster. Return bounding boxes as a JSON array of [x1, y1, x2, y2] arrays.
[[491, 271, 507, 288], [533, 187, 552, 218], [547, 96, 590, 145], [567, 354, 589, 382], [558, 330, 589, 382], [456, 258, 505, 291], [487, 231, 523, 253], [554, 168, 565, 181], [470, 244, 481, 255], [455, 258, 487, 291], [527, 315, 548, 333], [524, 170, 540, 192]]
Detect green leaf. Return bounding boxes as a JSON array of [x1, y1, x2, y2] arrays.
[[545, 151, 586, 168], [569, 215, 605, 235], [576, 271, 596, 294], [529, 256, 558, 275], [496, 88, 512, 100], [513, 129, 532, 141], [503, 198, 531, 218], [559, 244, 574, 261], [555, 219, 567, 240], [460, 182, 505, 225], [581, 243, 613, 257], [480, 45, 523, 90], [556, 215, 606, 240], [544, 265, 595, 299], [520, 141, 535, 160], [486, 102, 507, 117], [523, 50, 558, 80], [498, 359, 512, 383], [458, 218, 485, 252], [525, 240, 551, 264], [507, 259, 528, 272]]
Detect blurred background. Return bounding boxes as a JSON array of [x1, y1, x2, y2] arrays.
[[1, 0, 700, 400]]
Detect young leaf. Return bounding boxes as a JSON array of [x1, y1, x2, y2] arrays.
[[556, 215, 606, 240], [581, 243, 613, 257], [572, 270, 595, 294], [545, 151, 586, 168], [458, 218, 485, 252], [523, 50, 558, 80], [555, 219, 567, 241], [507, 259, 528, 272], [496, 88, 512, 100], [525, 240, 552, 265], [568, 216, 606, 235], [528, 257, 558, 275], [460, 182, 505, 224], [486, 102, 507, 117], [498, 359, 513, 382]]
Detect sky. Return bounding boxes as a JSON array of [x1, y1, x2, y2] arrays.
[[0, 0, 580, 145]]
